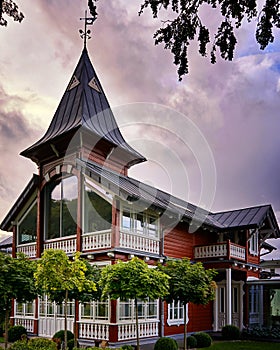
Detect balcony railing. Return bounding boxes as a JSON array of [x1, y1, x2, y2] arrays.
[[194, 241, 246, 261], [17, 230, 160, 256], [44, 235, 77, 254], [82, 230, 112, 251], [119, 230, 160, 255]]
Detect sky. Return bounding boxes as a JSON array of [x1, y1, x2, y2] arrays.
[[0, 1, 280, 257]]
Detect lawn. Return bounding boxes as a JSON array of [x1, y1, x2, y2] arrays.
[[205, 340, 280, 349]]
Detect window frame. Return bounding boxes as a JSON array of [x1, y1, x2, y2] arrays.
[[120, 204, 160, 238], [167, 300, 186, 326], [117, 298, 159, 323]]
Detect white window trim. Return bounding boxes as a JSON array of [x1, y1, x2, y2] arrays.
[[120, 204, 160, 238], [167, 301, 187, 326], [249, 229, 259, 256], [117, 298, 159, 323]]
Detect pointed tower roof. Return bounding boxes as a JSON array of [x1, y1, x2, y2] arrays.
[[21, 48, 146, 168]]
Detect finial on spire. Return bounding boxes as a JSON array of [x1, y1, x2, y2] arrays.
[[79, 10, 97, 49]]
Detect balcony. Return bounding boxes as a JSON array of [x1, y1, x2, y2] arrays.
[[194, 241, 246, 261]]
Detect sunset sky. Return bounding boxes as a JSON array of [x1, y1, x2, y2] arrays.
[[0, 1, 280, 256]]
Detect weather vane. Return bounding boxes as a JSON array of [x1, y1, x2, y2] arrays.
[[79, 10, 97, 49]]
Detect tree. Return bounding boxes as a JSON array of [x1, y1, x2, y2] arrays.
[[34, 249, 97, 350], [0, 252, 37, 349], [99, 257, 170, 350], [89, 0, 280, 80], [160, 258, 217, 350], [0, 0, 24, 27]]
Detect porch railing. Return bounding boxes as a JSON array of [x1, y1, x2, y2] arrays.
[[14, 317, 35, 333], [119, 231, 160, 255], [194, 241, 246, 261], [79, 322, 109, 340], [118, 322, 159, 340], [17, 242, 37, 258], [82, 230, 112, 251], [44, 235, 77, 254]]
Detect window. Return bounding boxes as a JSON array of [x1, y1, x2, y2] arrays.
[[80, 300, 110, 322], [249, 230, 258, 256], [118, 299, 158, 322], [18, 201, 37, 244], [39, 296, 74, 318], [45, 176, 78, 239], [167, 300, 185, 326], [14, 301, 35, 317], [83, 179, 112, 233], [232, 287, 239, 314], [121, 206, 159, 237]]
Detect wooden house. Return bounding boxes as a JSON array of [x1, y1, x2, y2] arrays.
[[1, 47, 279, 347]]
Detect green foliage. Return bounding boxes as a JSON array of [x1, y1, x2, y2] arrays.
[[193, 332, 212, 348], [121, 346, 134, 350], [161, 258, 217, 306], [35, 249, 97, 302], [100, 257, 169, 301], [154, 337, 178, 350], [88, 0, 280, 80], [66, 339, 77, 350], [52, 330, 74, 342], [242, 326, 280, 339], [8, 326, 27, 342], [186, 336, 197, 349], [9, 340, 29, 350], [222, 324, 240, 340], [28, 337, 57, 350]]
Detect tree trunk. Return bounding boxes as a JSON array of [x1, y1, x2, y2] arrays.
[[64, 290, 68, 350], [4, 308, 9, 350], [135, 298, 140, 350], [183, 303, 187, 350]]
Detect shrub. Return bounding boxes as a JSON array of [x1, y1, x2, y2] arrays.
[[154, 337, 178, 350], [121, 346, 134, 350], [9, 340, 29, 350], [8, 325, 27, 342], [193, 332, 212, 348], [28, 337, 57, 350], [187, 336, 197, 349], [222, 324, 240, 340], [52, 330, 74, 342], [67, 339, 79, 350]]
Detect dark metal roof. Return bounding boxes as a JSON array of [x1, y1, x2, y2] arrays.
[[77, 158, 224, 230], [0, 174, 39, 232], [0, 235, 12, 247], [20, 49, 146, 167], [210, 205, 279, 234]]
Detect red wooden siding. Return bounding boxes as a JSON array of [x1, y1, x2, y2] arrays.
[[164, 223, 194, 258]]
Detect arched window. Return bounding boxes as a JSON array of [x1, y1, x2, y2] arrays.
[[45, 176, 78, 240]]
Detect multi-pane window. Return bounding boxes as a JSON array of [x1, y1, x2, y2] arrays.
[[14, 301, 35, 317], [45, 176, 78, 239], [83, 179, 112, 233], [18, 201, 37, 244], [249, 230, 258, 256], [121, 206, 159, 237], [118, 299, 158, 321], [39, 296, 74, 317], [167, 300, 185, 326], [80, 300, 110, 322]]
